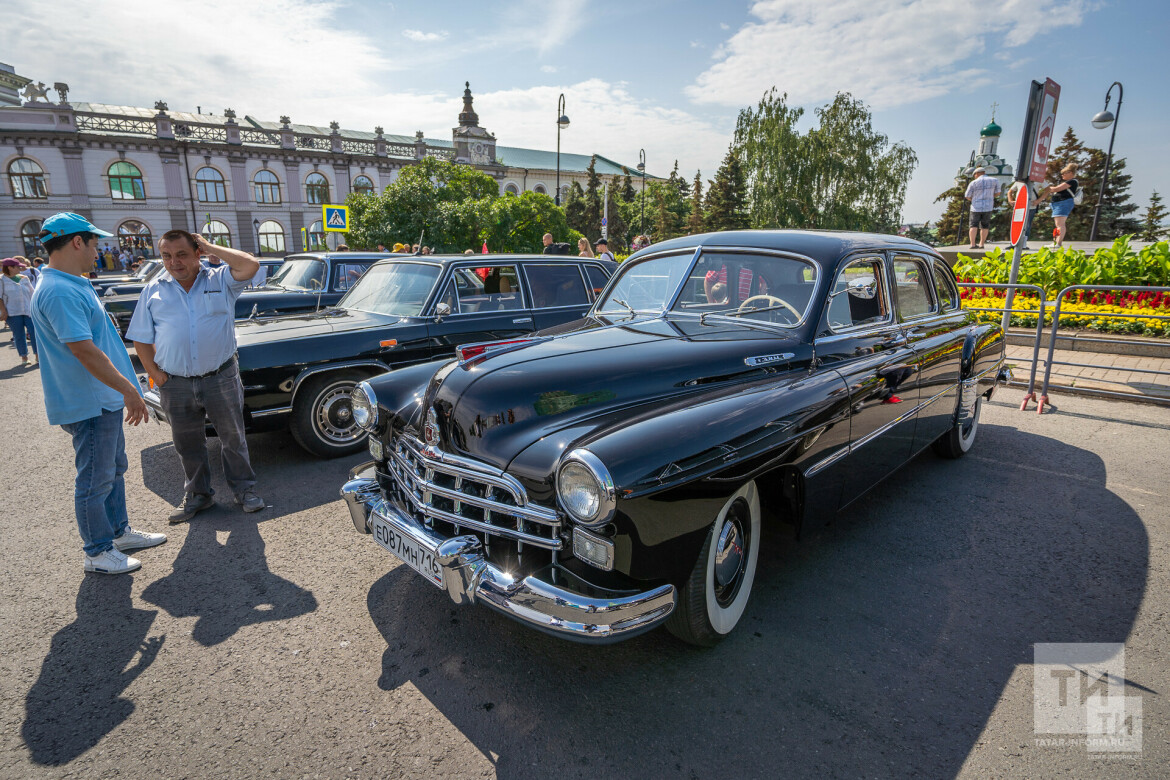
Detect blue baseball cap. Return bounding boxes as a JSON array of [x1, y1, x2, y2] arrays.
[[38, 212, 113, 243]]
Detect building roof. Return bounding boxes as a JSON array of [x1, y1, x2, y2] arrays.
[[54, 102, 653, 177]]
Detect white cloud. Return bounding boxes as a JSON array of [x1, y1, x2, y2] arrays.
[[719, 22, 730, 30], [541, 65, 558, 73], [489, 0, 588, 57], [687, 0, 1087, 109], [403, 29, 448, 43], [689, 40, 703, 48]]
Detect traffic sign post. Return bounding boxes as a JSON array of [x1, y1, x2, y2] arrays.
[[323, 205, 349, 232], [1010, 183, 1031, 246]]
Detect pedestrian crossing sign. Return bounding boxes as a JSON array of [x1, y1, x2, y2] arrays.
[[323, 205, 349, 232]]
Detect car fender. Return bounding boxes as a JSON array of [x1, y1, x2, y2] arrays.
[[289, 360, 390, 406], [960, 323, 1005, 380]]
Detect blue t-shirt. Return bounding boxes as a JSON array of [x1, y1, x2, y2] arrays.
[[30, 267, 142, 425]]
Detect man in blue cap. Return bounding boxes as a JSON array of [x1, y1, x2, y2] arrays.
[[31, 213, 167, 575]]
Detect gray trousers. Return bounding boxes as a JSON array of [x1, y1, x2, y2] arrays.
[[158, 356, 257, 498]]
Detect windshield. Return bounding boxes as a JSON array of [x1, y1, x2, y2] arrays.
[[135, 260, 160, 281], [598, 250, 818, 327], [267, 257, 327, 291], [337, 262, 442, 317]]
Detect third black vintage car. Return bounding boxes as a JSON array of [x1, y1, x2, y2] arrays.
[[105, 252, 382, 337], [141, 253, 617, 457], [340, 230, 1008, 646]]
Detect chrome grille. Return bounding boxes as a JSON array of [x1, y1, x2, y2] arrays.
[[384, 433, 562, 552]]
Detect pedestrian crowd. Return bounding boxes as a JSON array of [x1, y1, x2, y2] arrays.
[[964, 165, 1081, 249]]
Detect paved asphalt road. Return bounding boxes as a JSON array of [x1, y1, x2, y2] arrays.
[[0, 349, 1165, 778]]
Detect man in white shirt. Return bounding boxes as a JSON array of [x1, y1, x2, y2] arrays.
[[964, 167, 1001, 249], [128, 229, 264, 523]]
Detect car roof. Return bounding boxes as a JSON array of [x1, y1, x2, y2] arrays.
[[363, 254, 618, 270], [636, 229, 942, 270]]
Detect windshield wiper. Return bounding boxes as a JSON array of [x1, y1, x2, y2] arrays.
[[602, 297, 638, 317], [700, 304, 796, 328]]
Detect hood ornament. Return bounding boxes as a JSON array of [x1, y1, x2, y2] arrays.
[[423, 407, 440, 446]]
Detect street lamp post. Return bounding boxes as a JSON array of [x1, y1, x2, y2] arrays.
[[555, 93, 569, 206], [1089, 81, 1124, 242], [253, 218, 262, 256], [637, 149, 646, 237]]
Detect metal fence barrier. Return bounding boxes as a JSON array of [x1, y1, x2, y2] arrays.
[[1037, 285, 1170, 412], [958, 283, 1047, 410]]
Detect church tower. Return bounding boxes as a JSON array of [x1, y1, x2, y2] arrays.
[[452, 82, 500, 170], [955, 109, 1014, 187]]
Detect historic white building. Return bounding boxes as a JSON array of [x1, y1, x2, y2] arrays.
[[953, 115, 1015, 189], [0, 68, 651, 258]]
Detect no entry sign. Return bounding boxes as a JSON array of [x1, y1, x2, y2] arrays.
[[1010, 183, 1031, 245]]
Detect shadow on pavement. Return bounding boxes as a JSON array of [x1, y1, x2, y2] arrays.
[[141, 512, 317, 646], [22, 576, 164, 766], [138, 428, 366, 515], [364, 424, 1148, 778]]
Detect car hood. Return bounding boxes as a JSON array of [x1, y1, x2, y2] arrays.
[[235, 307, 403, 349], [427, 315, 812, 469]]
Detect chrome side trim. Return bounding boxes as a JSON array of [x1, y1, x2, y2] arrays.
[[850, 402, 922, 452], [289, 360, 388, 405], [805, 445, 849, 478], [250, 405, 292, 418]]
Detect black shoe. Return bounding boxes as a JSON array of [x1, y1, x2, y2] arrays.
[[169, 492, 214, 524]]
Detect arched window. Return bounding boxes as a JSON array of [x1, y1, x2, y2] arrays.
[[308, 220, 327, 251], [202, 220, 232, 247], [254, 169, 281, 203], [8, 158, 47, 199], [258, 220, 285, 254], [305, 172, 330, 204], [195, 167, 227, 203], [533, 184, 546, 195], [118, 220, 154, 256], [108, 161, 145, 200], [504, 183, 519, 195], [353, 175, 375, 195], [20, 219, 43, 257]]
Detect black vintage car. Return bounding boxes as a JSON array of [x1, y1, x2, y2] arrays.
[[106, 253, 379, 337], [341, 230, 1008, 645], [92, 259, 162, 292], [141, 253, 617, 458]]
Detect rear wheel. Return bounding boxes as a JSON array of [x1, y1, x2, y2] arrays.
[[290, 371, 369, 458], [666, 481, 761, 646], [933, 394, 982, 459]]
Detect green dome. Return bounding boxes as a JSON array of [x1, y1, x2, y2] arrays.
[[980, 120, 1002, 137]]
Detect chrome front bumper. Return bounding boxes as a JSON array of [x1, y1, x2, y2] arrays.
[[142, 387, 167, 424], [341, 464, 675, 643]]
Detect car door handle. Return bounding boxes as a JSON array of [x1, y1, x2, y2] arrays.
[[513, 317, 533, 324], [882, 334, 909, 347]]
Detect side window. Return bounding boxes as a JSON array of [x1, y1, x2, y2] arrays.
[[457, 265, 524, 312], [891, 257, 936, 319], [826, 257, 890, 330], [437, 280, 459, 314], [932, 262, 959, 312], [526, 264, 589, 309], [584, 265, 609, 299], [333, 262, 369, 291]]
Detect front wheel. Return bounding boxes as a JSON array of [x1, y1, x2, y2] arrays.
[[289, 371, 370, 458], [666, 481, 761, 646]]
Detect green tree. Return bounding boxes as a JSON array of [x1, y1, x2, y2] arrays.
[[705, 148, 750, 231], [686, 170, 705, 235], [621, 173, 637, 204], [563, 181, 587, 237], [478, 190, 573, 253], [606, 175, 630, 249], [734, 89, 916, 232], [904, 222, 937, 246], [933, 182, 969, 246], [1030, 127, 1139, 242], [1140, 190, 1168, 241], [582, 156, 603, 241]]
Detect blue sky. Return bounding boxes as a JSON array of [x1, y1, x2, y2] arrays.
[[4, 0, 1167, 224]]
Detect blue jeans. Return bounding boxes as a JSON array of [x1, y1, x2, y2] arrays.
[[61, 409, 130, 556], [9, 314, 36, 359]]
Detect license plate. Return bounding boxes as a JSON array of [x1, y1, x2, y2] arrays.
[[370, 514, 443, 588]]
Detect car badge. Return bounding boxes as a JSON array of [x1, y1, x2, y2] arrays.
[[423, 408, 440, 446], [745, 353, 795, 367]]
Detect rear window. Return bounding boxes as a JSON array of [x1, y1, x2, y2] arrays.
[[584, 265, 610, 299], [526, 264, 589, 308]]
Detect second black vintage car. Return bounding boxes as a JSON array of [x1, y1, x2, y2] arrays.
[[341, 230, 1008, 646], [106, 252, 381, 337], [141, 253, 617, 457]]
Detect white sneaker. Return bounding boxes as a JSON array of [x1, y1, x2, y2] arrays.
[[113, 526, 168, 552], [84, 548, 142, 574]]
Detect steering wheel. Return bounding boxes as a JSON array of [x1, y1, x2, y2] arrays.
[[737, 294, 801, 322]]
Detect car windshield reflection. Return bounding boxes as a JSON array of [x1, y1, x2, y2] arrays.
[[338, 262, 442, 317], [598, 251, 818, 327], [266, 257, 327, 291]]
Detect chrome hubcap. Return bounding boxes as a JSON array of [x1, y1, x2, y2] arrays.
[[315, 385, 360, 444], [712, 498, 751, 607], [715, 520, 743, 587]]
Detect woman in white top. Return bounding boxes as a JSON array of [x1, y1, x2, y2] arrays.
[[0, 258, 37, 365]]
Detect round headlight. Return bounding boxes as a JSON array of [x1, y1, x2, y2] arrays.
[[556, 449, 616, 527], [351, 380, 377, 431]]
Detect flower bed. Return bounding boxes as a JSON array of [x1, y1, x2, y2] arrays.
[[960, 289, 1170, 337]]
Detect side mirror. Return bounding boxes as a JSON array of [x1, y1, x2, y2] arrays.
[[434, 301, 451, 322], [846, 277, 878, 300]]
